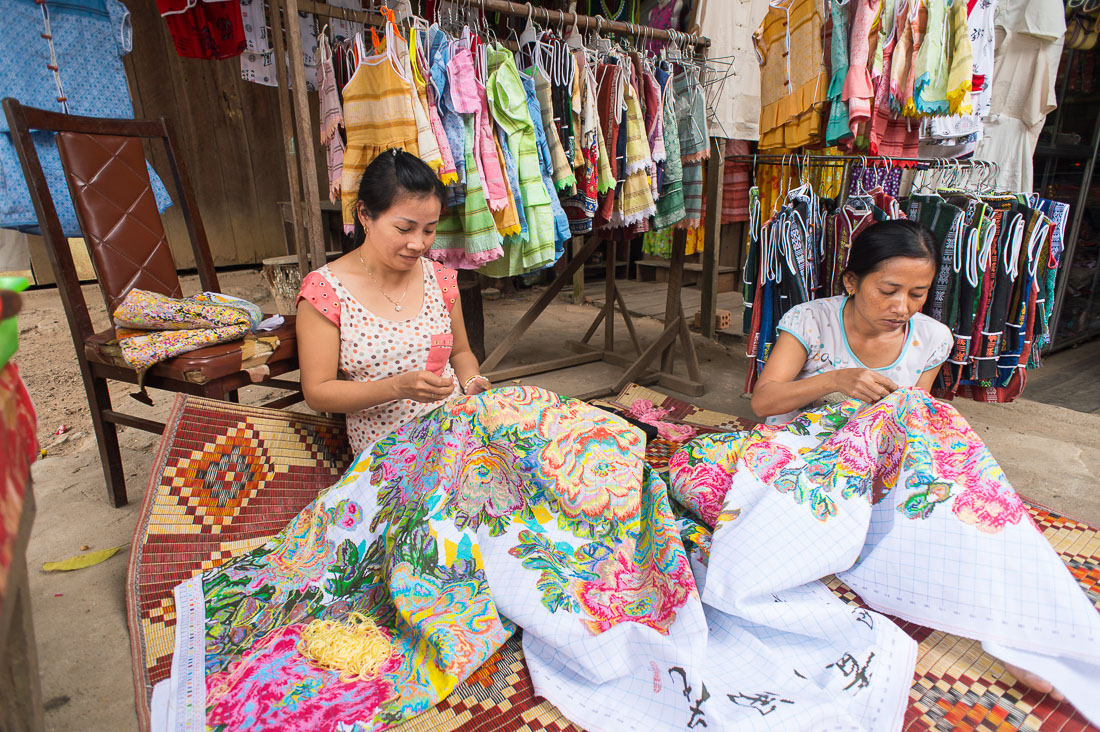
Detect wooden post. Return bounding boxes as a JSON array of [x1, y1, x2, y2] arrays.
[[270, 0, 307, 276], [604, 240, 615, 352], [661, 229, 688, 372], [458, 270, 485, 362], [572, 236, 585, 305], [700, 138, 725, 338], [283, 0, 326, 270]]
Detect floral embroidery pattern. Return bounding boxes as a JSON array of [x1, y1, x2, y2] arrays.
[[951, 483, 1026, 534], [192, 387, 695, 730], [670, 388, 1029, 534]]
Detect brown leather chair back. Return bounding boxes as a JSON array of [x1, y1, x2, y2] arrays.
[[55, 132, 182, 316]]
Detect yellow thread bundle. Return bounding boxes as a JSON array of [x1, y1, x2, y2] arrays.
[[296, 612, 393, 682]]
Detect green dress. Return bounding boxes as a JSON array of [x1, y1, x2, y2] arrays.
[[652, 69, 686, 231], [826, 0, 853, 145], [480, 44, 556, 278]]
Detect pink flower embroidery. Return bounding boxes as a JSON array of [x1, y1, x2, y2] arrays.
[[680, 463, 733, 526], [743, 442, 796, 484], [339, 501, 361, 529], [571, 537, 696, 636], [952, 483, 1026, 534]]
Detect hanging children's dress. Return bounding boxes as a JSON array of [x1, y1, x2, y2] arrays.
[[427, 26, 467, 208], [611, 63, 657, 229], [393, 32, 444, 176], [429, 40, 504, 269], [562, 50, 601, 235], [318, 33, 346, 204], [449, 43, 510, 213], [410, 29, 458, 186], [652, 65, 686, 231], [339, 22, 420, 231], [826, 0, 853, 145], [533, 70, 577, 193], [481, 45, 556, 277], [842, 0, 882, 132], [675, 69, 709, 229], [522, 68, 573, 257], [756, 0, 830, 149]]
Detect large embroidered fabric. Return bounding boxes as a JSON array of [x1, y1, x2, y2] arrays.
[[155, 387, 1100, 731], [667, 388, 1100, 729], [158, 387, 698, 731]]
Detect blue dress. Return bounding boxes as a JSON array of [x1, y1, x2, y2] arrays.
[[427, 26, 466, 207], [0, 0, 172, 236]]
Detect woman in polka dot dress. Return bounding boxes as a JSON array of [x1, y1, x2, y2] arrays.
[[296, 149, 489, 453]]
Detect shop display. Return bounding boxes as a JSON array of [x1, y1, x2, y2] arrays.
[[306, 6, 710, 276], [741, 158, 1065, 402]]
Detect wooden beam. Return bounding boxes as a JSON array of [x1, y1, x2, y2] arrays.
[[298, 0, 382, 23], [283, 0, 326, 270], [102, 410, 165, 434], [484, 352, 603, 382], [481, 234, 603, 372], [615, 285, 644, 355], [658, 373, 705, 396], [271, 0, 308, 276], [467, 0, 710, 47], [700, 138, 726, 338], [581, 302, 608, 344], [262, 391, 306, 410], [676, 302, 703, 382]]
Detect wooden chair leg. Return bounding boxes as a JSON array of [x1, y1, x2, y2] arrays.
[[82, 369, 128, 508]]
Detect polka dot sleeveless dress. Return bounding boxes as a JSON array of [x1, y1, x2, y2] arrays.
[[298, 259, 461, 453]]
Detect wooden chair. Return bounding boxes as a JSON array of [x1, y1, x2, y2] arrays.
[[3, 99, 302, 508]]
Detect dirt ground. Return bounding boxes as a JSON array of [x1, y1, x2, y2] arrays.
[[12, 269, 1100, 731]]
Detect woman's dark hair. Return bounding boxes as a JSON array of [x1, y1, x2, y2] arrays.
[[352, 148, 445, 245], [843, 219, 938, 280]]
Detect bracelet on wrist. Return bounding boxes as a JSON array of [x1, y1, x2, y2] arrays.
[[462, 375, 489, 393]]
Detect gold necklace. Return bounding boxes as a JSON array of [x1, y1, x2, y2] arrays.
[[358, 251, 410, 312]]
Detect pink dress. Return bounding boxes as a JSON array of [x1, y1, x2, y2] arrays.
[[842, 0, 882, 131], [297, 259, 461, 453]]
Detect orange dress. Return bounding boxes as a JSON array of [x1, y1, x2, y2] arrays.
[[755, 0, 829, 150]]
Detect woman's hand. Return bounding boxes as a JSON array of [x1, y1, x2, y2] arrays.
[[394, 371, 456, 403], [829, 368, 899, 403]]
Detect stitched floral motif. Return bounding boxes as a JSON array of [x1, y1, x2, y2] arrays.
[[187, 387, 695, 730]]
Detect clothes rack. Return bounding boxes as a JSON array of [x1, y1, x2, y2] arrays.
[[272, 0, 716, 399]]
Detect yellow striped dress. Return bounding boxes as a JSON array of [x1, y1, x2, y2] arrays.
[[340, 22, 421, 231]]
